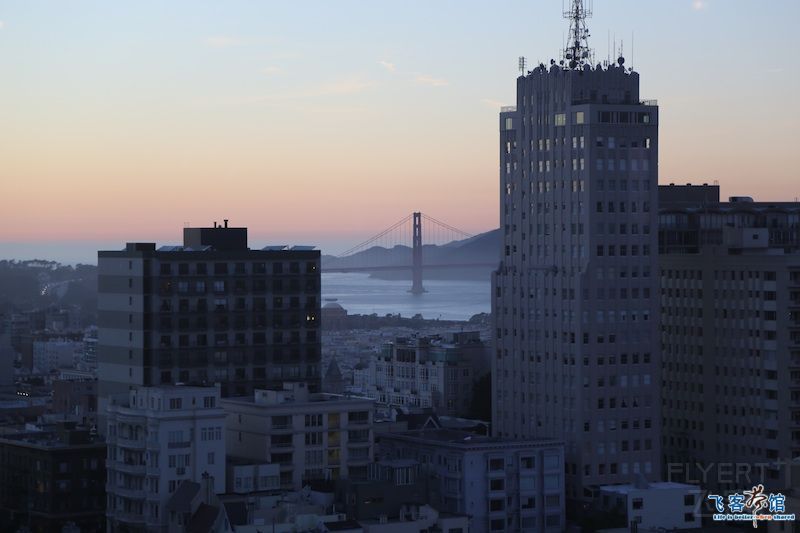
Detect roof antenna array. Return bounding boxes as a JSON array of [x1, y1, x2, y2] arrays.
[[562, 0, 593, 69]]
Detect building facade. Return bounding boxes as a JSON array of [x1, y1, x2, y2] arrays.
[[492, 9, 661, 501], [222, 382, 374, 490], [32, 336, 82, 373], [97, 223, 321, 422], [378, 429, 565, 533], [105, 385, 226, 532], [660, 186, 800, 491], [362, 332, 488, 417], [0, 423, 106, 533]]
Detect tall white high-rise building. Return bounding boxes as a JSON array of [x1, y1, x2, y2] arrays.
[[492, 1, 662, 502]]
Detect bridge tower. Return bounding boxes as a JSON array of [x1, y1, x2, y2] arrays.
[[410, 211, 425, 294]]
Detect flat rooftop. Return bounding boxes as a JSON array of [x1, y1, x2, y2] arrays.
[[599, 481, 701, 494], [384, 428, 561, 448]]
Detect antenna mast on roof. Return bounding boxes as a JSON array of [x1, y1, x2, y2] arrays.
[[563, 0, 593, 69]]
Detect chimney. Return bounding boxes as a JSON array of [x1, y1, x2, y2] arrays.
[[224, 219, 229, 228], [213, 221, 217, 228]]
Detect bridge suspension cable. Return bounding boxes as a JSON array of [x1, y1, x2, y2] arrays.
[[338, 214, 413, 257], [336, 212, 473, 257]]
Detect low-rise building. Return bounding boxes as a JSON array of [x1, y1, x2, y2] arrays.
[[362, 332, 489, 417], [32, 336, 82, 373], [0, 422, 106, 533], [597, 481, 702, 531], [378, 429, 565, 533], [222, 382, 375, 490], [105, 385, 226, 532]]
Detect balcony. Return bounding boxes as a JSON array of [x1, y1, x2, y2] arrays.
[[113, 460, 146, 475], [167, 441, 192, 449], [109, 484, 146, 501], [117, 436, 146, 449], [109, 511, 146, 525]]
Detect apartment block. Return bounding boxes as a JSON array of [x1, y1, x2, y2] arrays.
[[105, 385, 226, 532], [379, 429, 565, 533], [97, 222, 321, 422], [222, 382, 374, 490], [660, 185, 800, 491], [361, 331, 488, 417]]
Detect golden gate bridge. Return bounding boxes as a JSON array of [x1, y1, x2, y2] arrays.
[[324, 212, 496, 294]]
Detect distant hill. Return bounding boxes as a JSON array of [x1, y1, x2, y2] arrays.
[[0, 260, 97, 318], [321, 228, 501, 280]]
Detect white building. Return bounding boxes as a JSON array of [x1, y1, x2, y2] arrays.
[[105, 385, 226, 532], [33, 338, 82, 373], [222, 382, 374, 490], [360, 332, 488, 417], [598, 481, 702, 531]]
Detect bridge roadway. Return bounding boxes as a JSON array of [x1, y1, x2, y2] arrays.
[[323, 262, 497, 273]]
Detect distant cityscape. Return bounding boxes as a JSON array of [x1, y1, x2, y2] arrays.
[[1, 1, 799, 533]]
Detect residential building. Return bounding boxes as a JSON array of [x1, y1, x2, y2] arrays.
[[83, 325, 99, 370], [493, 1, 661, 501], [225, 460, 281, 495], [378, 429, 565, 533], [0, 422, 106, 533], [659, 185, 800, 491], [97, 222, 321, 426], [364, 332, 489, 417], [597, 481, 702, 531], [222, 382, 374, 490], [105, 385, 226, 532], [32, 336, 82, 373], [52, 376, 98, 425]]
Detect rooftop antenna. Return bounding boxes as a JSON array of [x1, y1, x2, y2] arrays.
[[562, 0, 593, 69], [518, 56, 527, 76]]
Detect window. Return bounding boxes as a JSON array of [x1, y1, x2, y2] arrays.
[[575, 111, 585, 124], [488, 458, 505, 471], [554, 113, 566, 126]]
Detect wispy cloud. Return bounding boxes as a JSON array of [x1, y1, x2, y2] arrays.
[[262, 66, 282, 75], [206, 35, 244, 48], [378, 60, 396, 72], [691, 0, 708, 10], [481, 98, 505, 109], [0, 21, 5, 30], [415, 74, 448, 87]]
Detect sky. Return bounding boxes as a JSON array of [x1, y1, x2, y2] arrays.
[[1, 0, 799, 263]]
